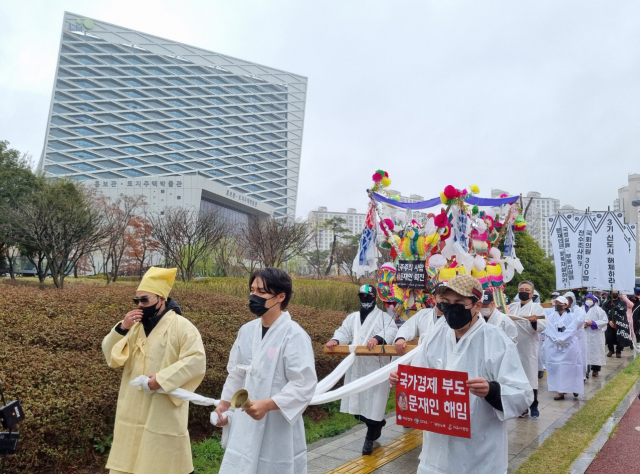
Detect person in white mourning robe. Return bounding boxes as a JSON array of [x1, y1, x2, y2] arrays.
[[543, 296, 584, 400], [583, 293, 608, 377], [564, 291, 588, 378], [538, 292, 559, 379], [480, 290, 518, 344], [215, 268, 317, 474], [326, 284, 398, 455], [390, 275, 532, 474], [508, 280, 547, 419], [394, 282, 447, 355]]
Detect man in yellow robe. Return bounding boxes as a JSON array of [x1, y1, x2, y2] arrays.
[[102, 267, 206, 474]]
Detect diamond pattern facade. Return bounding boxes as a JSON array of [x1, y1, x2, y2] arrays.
[[38, 12, 307, 218]]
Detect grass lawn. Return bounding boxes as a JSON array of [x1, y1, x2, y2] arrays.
[[515, 355, 640, 474], [192, 389, 397, 473]]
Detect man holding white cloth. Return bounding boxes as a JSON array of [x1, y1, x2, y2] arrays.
[[326, 284, 398, 455]]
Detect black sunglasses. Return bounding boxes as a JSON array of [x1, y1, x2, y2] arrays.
[[133, 296, 157, 305]]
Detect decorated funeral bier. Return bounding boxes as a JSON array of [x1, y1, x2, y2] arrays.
[[341, 171, 528, 348]]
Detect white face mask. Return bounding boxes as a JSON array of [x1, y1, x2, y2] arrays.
[[585, 300, 594, 307], [480, 308, 493, 317]]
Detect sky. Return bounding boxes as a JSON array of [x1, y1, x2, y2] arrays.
[[1, 1, 639, 218]]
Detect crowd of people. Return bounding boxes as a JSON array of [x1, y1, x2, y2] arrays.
[[100, 267, 640, 474]]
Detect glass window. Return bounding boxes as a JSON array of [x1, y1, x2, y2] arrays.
[[74, 103, 101, 112], [124, 101, 145, 110], [70, 139, 98, 147], [100, 56, 127, 65], [122, 169, 147, 177], [122, 124, 145, 132], [167, 153, 188, 161], [122, 112, 145, 120], [121, 158, 145, 166], [122, 67, 145, 76], [169, 110, 190, 118], [99, 44, 127, 54], [123, 146, 144, 154], [123, 90, 148, 99], [76, 56, 101, 66], [71, 163, 99, 171], [167, 131, 189, 139], [71, 150, 100, 159], [74, 91, 99, 100], [74, 115, 98, 124], [166, 163, 188, 172], [167, 99, 189, 107], [122, 135, 147, 143], [147, 67, 168, 75], [167, 142, 187, 150], [71, 127, 99, 136], [123, 56, 149, 65]]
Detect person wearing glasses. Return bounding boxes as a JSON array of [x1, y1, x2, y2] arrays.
[[389, 275, 531, 474], [102, 267, 206, 474]]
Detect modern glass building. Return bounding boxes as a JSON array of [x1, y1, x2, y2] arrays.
[[38, 12, 307, 219]]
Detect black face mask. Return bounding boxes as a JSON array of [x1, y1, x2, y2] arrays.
[[612, 294, 619, 300], [518, 292, 531, 302], [249, 294, 278, 317], [140, 300, 161, 319], [555, 304, 564, 312], [440, 302, 474, 330], [359, 294, 376, 312]]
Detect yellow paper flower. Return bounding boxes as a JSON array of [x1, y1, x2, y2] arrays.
[[470, 185, 480, 194], [440, 192, 447, 204], [381, 177, 391, 187]]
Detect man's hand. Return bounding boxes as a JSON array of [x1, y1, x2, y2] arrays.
[[527, 316, 537, 323], [325, 340, 338, 349], [214, 400, 231, 426], [584, 321, 591, 328], [394, 338, 407, 356], [609, 321, 616, 328], [146, 374, 161, 391], [466, 378, 490, 398], [366, 337, 379, 350], [389, 370, 399, 387], [244, 399, 277, 421], [122, 309, 142, 330]]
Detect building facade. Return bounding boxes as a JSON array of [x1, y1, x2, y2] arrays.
[[617, 173, 640, 265], [38, 12, 307, 219], [308, 207, 366, 251]]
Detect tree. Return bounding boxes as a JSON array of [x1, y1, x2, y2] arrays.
[[335, 235, 362, 284], [238, 218, 313, 269], [5, 179, 109, 288], [0, 140, 39, 277], [322, 217, 350, 276], [122, 214, 160, 278], [502, 231, 556, 301], [21, 243, 48, 285], [303, 224, 328, 278], [150, 207, 227, 281], [97, 194, 146, 284]]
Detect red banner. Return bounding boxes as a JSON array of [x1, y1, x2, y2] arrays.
[[396, 364, 471, 439]]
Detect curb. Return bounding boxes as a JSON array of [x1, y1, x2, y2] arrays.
[[568, 354, 640, 474]]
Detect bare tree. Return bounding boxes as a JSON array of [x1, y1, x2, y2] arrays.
[[97, 195, 146, 284], [303, 224, 328, 279], [4, 179, 109, 289], [322, 217, 350, 276], [150, 207, 227, 281], [238, 218, 313, 269], [335, 235, 362, 284]]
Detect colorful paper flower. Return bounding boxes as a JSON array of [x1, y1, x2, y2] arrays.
[[440, 192, 447, 204], [470, 185, 480, 194], [372, 172, 383, 182], [443, 185, 457, 200], [381, 177, 391, 187]]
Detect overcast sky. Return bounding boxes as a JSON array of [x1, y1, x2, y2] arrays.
[[1, 1, 639, 218]]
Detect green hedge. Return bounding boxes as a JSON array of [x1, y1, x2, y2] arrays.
[[185, 277, 363, 313], [0, 285, 347, 473]]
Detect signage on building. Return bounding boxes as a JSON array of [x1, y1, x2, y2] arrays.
[[67, 18, 94, 32]]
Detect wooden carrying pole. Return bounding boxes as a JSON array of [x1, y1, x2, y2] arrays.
[[324, 344, 418, 357]]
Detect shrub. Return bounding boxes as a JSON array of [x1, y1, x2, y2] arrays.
[[185, 277, 363, 313], [0, 284, 347, 473]]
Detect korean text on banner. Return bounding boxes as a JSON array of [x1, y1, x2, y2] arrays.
[[396, 364, 471, 439]]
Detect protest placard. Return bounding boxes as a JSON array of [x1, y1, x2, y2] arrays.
[[396, 260, 427, 289], [396, 364, 471, 439]]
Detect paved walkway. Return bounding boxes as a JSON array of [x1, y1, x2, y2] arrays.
[[307, 351, 633, 474]]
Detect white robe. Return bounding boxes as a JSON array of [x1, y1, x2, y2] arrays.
[[571, 305, 588, 375], [509, 301, 548, 390], [396, 308, 439, 344], [485, 309, 518, 344], [414, 317, 533, 474], [543, 311, 584, 395], [219, 312, 317, 474], [331, 308, 398, 421], [584, 305, 608, 367]]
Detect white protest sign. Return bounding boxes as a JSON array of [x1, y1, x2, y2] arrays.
[[547, 213, 585, 290]]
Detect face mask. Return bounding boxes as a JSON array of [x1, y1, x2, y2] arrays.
[[140, 300, 160, 319], [518, 291, 531, 301], [359, 295, 376, 313], [555, 304, 564, 312], [613, 294, 619, 299], [441, 302, 474, 330], [585, 300, 594, 307], [480, 308, 492, 317], [249, 294, 277, 317]]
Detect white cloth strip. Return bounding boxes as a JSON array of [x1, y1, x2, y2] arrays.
[[130, 375, 220, 407]]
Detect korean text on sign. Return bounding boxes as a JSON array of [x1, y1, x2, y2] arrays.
[[396, 364, 471, 439]]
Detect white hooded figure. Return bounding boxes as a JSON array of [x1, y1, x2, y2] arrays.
[[216, 269, 317, 474], [543, 296, 584, 398], [390, 275, 532, 474], [480, 290, 518, 344], [564, 291, 588, 377], [326, 284, 398, 455], [583, 293, 608, 376], [508, 281, 547, 418]]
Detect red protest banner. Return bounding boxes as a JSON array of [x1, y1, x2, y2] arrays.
[[396, 364, 471, 439]]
